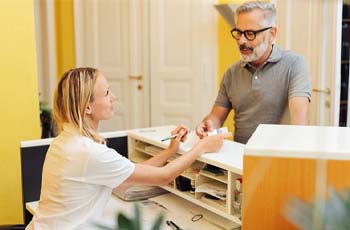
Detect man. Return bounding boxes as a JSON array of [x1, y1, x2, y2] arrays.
[[196, 1, 311, 144]]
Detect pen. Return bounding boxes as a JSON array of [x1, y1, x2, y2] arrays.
[[161, 130, 192, 142], [161, 134, 178, 142], [166, 220, 181, 230], [161, 127, 228, 142]]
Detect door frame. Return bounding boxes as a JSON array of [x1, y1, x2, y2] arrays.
[[34, 0, 57, 108]]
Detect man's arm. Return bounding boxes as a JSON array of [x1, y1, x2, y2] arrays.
[[287, 54, 311, 125], [289, 96, 309, 125], [205, 106, 231, 127], [196, 105, 230, 138]]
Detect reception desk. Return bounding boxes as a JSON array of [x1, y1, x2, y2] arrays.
[[20, 126, 243, 229], [242, 124, 350, 229]]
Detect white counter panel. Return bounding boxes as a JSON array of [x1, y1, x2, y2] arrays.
[[127, 126, 244, 173], [246, 124, 350, 160]]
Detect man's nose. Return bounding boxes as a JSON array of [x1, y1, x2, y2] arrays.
[[237, 34, 248, 44]]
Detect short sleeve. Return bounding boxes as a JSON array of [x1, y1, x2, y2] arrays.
[[288, 55, 312, 102], [84, 145, 135, 188], [214, 70, 233, 109]]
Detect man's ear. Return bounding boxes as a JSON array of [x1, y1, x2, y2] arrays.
[[270, 27, 277, 43], [86, 104, 92, 115]]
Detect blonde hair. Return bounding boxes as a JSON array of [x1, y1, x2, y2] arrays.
[[53, 67, 106, 144]]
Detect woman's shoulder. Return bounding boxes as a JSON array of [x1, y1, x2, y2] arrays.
[[79, 136, 111, 153], [50, 132, 112, 157]]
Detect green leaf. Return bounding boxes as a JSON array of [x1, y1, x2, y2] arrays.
[[133, 203, 141, 230], [93, 223, 114, 230], [285, 187, 350, 230], [150, 213, 164, 230], [324, 187, 350, 230], [285, 197, 314, 229], [95, 202, 164, 229], [118, 213, 132, 230]]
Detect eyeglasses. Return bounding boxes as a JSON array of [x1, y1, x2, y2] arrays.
[[230, 27, 272, 41]]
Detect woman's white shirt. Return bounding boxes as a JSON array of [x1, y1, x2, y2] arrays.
[[26, 123, 135, 229]]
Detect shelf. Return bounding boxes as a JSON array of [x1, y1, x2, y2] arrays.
[[134, 144, 165, 157], [128, 133, 243, 227], [161, 184, 196, 200], [135, 147, 155, 156], [196, 181, 227, 201], [200, 195, 226, 212], [342, 60, 350, 64], [144, 145, 163, 154], [181, 171, 196, 180], [130, 154, 149, 163], [161, 184, 241, 224], [199, 171, 228, 184]]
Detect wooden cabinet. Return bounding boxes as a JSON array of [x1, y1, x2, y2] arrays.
[[127, 126, 244, 229], [243, 124, 350, 229]]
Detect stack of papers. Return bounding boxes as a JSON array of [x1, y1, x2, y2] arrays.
[[195, 182, 227, 200], [112, 185, 168, 201]]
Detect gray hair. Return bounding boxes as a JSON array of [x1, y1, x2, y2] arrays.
[[235, 1, 276, 27]]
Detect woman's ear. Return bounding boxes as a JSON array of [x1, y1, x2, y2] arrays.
[[86, 105, 92, 115]]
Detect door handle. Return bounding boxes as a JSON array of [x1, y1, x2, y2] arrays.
[[128, 75, 143, 90], [128, 75, 143, 81], [312, 87, 331, 95]]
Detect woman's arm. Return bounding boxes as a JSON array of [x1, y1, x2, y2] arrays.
[[118, 132, 231, 188]]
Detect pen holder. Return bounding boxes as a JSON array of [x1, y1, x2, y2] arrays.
[[175, 176, 191, 191]]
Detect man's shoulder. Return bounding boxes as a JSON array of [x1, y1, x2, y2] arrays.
[[221, 62, 242, 82], [228, 60, 241, 69], [225, 61, 241, 73], [277, 46, 305, 62]]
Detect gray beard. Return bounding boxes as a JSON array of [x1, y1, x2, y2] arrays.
[[240, 36, 270, 63]]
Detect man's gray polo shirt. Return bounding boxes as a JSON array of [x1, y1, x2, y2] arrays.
[[215, 45, 311, 144]]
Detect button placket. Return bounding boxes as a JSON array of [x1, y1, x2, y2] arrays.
[[252, 71, 260, 89]]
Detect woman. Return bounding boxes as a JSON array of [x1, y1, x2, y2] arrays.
[[26, 67, 230, 229]]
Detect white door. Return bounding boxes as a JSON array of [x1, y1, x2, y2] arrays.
[[75, 0, 147, 132], [149, 0, 217, 128], [275, 0, 342, 126], [75, 0, 217, 131]]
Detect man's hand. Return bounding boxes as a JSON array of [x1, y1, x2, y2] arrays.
[[195, 120, 215, 139]]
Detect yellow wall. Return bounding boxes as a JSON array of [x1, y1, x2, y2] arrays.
[[55, 0, 76, 79], [0, 0, 40, 224], [217, 0, 245, 135]]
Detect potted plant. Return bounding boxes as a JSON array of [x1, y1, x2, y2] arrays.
[[96, 203, 164, 230], [39, 101, 56, 138], [285, 187, 350, 229]]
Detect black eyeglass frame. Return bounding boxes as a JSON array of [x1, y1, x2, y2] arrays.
[[230, 27, 272, 41]]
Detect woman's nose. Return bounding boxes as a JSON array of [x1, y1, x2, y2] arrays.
[[111, 92, 116, 102]]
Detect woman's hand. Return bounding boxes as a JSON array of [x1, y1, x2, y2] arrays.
[[167, 124, 189, 154], [197, 132, 232, 154]]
